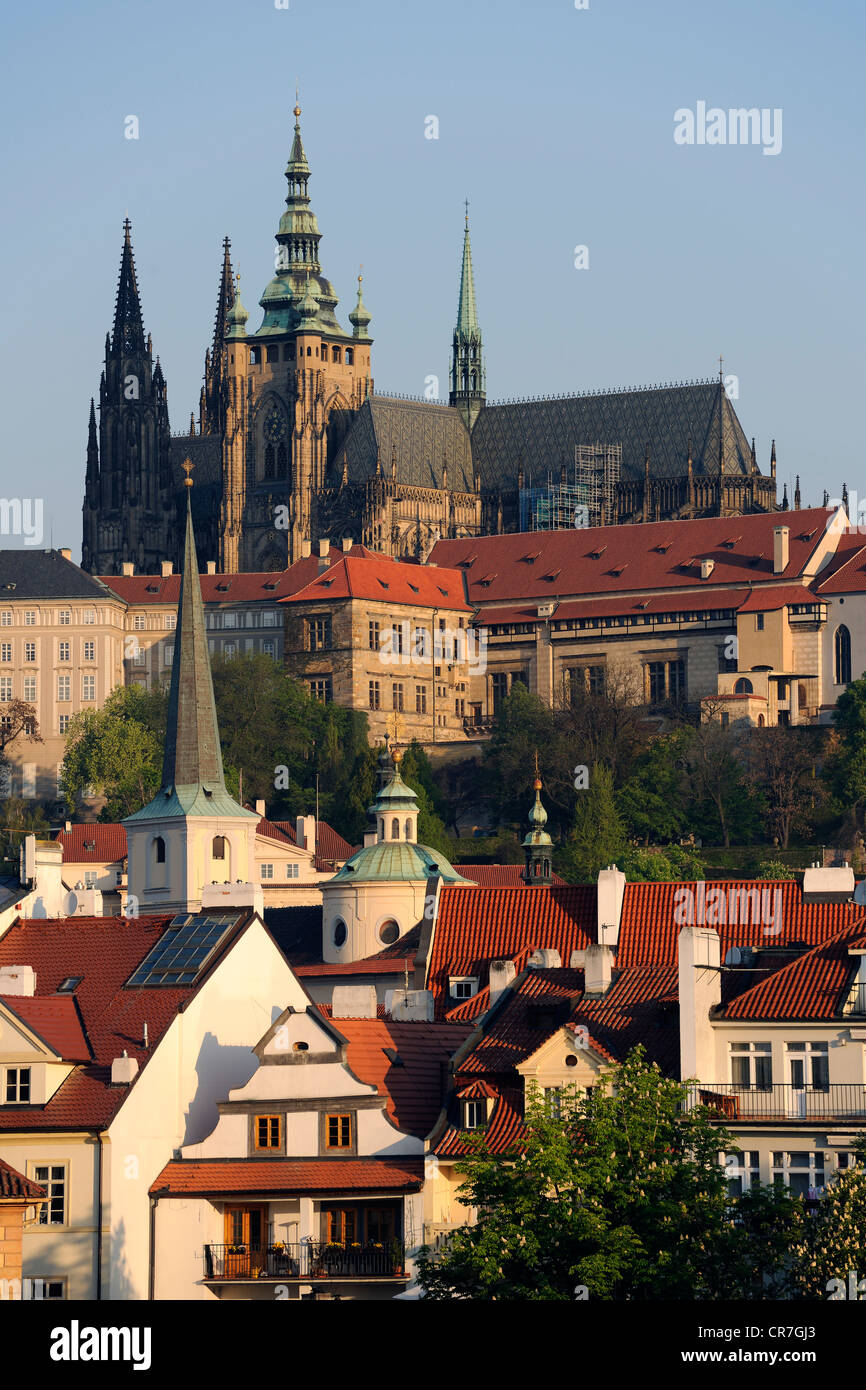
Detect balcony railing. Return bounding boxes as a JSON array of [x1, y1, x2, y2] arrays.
[[845, 983, 866, 1015], [686, 1083, 866, 1121], [204, 1241, 407, 1281]]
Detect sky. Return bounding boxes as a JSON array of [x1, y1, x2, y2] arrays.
[[1, 0, 863, 558]]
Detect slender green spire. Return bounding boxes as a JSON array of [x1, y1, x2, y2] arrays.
[[456, 207, 479, 337], [449, 203, 485, 428]]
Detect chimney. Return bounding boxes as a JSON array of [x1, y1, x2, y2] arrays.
[[773, 525, 790, 575], [597, 865, 626, 947], [678, 926, 721, 1082], [384, 988, 434, 1021], [160, 560, 173, 577], [255, 799, 265, 817], [111, 1051, 139, 1086], [332, 985, 377, 1019], [700, 558, 714, 580], [300, 539, 312, 559], [121, 562, 134, 576], [318, 539, 330, 573], [295, 815, 316, 854], [342, 538, 353, 554], [0, 966, 36, 997], [527, 948, 561, 969], [59, 547, 72, 562], [488, 959, 516, 1006], [584, 943, 613, 996], [206, 561, 216, 575], [65, 821, 71, 833]]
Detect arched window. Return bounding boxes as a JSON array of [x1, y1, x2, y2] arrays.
[[733, 677, 753, 695], [543, 859, 550, 877], [212, 836, 226, 860], [264, 443, 276, 478], [470, 370, 477, 391], [391, 817, 400, 840], [345, 348, 353, 365], [404, 818, 412, 841], [798, 683, 807, 708], [153, 837, 165, 864], [333, 919, 347, 949], [835, 625, 852, 685], [378, 920, 399, 945], [758, 714, 765, 726]]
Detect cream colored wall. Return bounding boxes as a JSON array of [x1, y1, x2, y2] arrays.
[[126, 813, 258, 913], [0, 1133, 98, 1300], [517, 1027, 608, 1091], [707, 1022, 866, 1087], [323, 879, 428, 964]]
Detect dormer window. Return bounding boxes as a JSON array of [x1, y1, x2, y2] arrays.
[[449, 976, 478, 1001], [463, 1099, 487, 1130], [58, 977, 82, 993], [4, 1066, 31, 1102]]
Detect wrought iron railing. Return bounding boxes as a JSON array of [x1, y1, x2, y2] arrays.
[[686, 1083, 866, 1121], [204, 1241, 406, 1280], [845, 983, 866, 1015]]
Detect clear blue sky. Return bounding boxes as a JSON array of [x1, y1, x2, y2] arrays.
[[1, 0, 863, 557]]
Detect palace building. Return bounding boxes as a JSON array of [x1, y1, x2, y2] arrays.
[[82, 104, 781, 579]]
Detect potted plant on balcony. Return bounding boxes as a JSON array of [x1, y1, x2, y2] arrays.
[[389, 1238, 405, 1276]]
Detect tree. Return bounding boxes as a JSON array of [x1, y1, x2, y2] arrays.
[[553, 667, 647, 788], [789, 1166, 866, 1299], [829, 676, 866, 832], [683, 702, 762, 847], [0, 698, 42, 795], [417, 1048, 800, 1300], [746, 726, 826, 848], [617, 729, 691, 844], [481, 684, 565, 831], [60, 685, 164, 818], [615, 843, 705, 882], [0, 798, 50, 874], [559, 763, 625, 883]]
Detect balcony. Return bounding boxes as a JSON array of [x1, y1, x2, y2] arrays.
[[844, 983, 866, 1015], [687, 1084, 866, 1122], [203, 1241, 407, 1283]]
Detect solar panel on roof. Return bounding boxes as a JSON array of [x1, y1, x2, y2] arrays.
[[125, 911, 243, 988]]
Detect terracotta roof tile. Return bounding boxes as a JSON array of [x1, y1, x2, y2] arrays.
[[0, 1158, 45, 1201], [723, 924, 866, 1020], [150, 1156, 425, 1196], [56, 825, 126, 865], [281, 554, 470, 611], [0, 994, 92, 1061], [458, 865, 566, 887], [330, 1018, 473, 1137]]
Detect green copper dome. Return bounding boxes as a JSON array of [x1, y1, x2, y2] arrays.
[[330, 840, 472, 886]]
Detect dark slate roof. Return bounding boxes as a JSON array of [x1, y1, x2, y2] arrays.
[[264, 906, 324, 967], [170, 435, 223, 490], [330, 396, 474, 491], [470, 380, 753, 486], [0, 551, 116, 600]]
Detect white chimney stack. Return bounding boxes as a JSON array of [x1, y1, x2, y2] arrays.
[[700, 558, 714, 580], [678, 926, 721, 1082], [773, 526, 790, 575], [597, 865, 626, 947], [255, 799, 266, 818], [206, 561, 216, 575], [584, 943, 613, 996], [384, 989, 434, 1022], [0, 966, 36, 997], [59, 547, 72, 562], [300, 539, 312, 559], [332, 985, 377, 1019], [121, 562, 134, 576], [111, 1051, 139, 1086], [342, 538, 353, 554], [488, 959, 516, 1006], [160, 561, 173, 576], [295, 815, 316, 855]]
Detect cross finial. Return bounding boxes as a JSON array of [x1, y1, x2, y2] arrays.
[[464, 197, 470, 228], [293, 79, 301, 120], [718, 354, 724, 381], [182, 457, 194, 489], [358, 262, 363, 287]]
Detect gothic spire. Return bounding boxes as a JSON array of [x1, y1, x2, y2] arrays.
[[456, 205, 479, 338], [211, 237, 235, 359], [449, 204, 485, 428], [112, 219, 146, 356]]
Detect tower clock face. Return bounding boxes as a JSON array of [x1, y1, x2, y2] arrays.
[[264, 408, 286, 444]]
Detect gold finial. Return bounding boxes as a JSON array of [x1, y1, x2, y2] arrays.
[[294, 79, 300, 119], [533, 749, 542, 791], [182, 457, 194, 489], [358, 262, 363, 288], [464, 197, 469, 228]]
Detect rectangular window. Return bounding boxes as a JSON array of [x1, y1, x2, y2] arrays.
[[58, 641, 70, 662], [391, 623, 404, 655], [392, 682, 404, 711], [24, 611, 36, 626], [669, 658, 686, 702], [449, 977, 477, 1000], [326, 1114, 352, 1149], [261, 863, 274, 880], [491, 672, 509, 714], [718, 644, 738, 674], [368, 620, 380, 652], [415, 685, 427, 714], [23, 676, 36, 702], [309, 678, 331, 703], [725, 1149, 760, 1196], [59, 714, 70, 734], [84, 870, 97, 889], [224, 642, 237, 660], [83, 641, 95, 662], [0, 678, 11, 703], [133, 615, 146, 630], [34, 1165, 66, 1225], [223, 611, 237, 629], [648, 662, 666, 704], [255, 1115, 281, 1150], [263, 640, 276, 660], [464, 1100, 485, 1130], [0, 643, 10, 662], [165, 613, 176, 630], [772, 1150, 825, 1199], [756, 614, 765, 631], [82, 675, 95, 701], [730, 1041, 772, 1090], [0, 612, 10, 627], [163, 644, 174, 666], [24, 642, 35, 662], [58, 610, 71, 626], [57, 675, 70, 701], [5, 1066, 31, 1102], [83, 609, 95, 625], [369, 680, 380, 711], [262, 610, 277, 627], [133, 646, 145, 667]]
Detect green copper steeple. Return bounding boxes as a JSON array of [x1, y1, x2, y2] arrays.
[[449, 205, 485, 429], [522, 755, 553, 886]]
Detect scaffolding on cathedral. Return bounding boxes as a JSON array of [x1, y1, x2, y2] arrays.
[[518, 443, 622, 530]]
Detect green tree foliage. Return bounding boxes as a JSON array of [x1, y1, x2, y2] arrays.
[[0, 798, 51, 874], [559, 763, 625, 883], [682, 704, 763, 847], [60, 685, 165, 818], [616, 729, 692, 844], [789, 1167, 866, 1299], [615, 843, 705, 882], [830, 676, 866, 830], [755, 859, 799, 880], [418, 1049, 801, 1300], [746, 726, 826, 848]]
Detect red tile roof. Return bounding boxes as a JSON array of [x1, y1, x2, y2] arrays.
[[428, 886, 595, 1016], [271, 821, 354, 868], [281, 554, 470, 611], [737, 585, 819, 612], [331, 1018, 473, 1137], [617, 880, 866, 968], [56, 824, 126, 865], [0, 1158, 45, 1202], [98, 545, 378, 606], [296, 958, 406, 978], [0, 994, 91, 1061], [458, 865, 566, 887], [722, 924, 866, 1020], [435, 1086, 525, 1157], [150, 1156, 424, 1196], [430, 509, 833, 605], [0, 914, 197, 1130], [815, 529, 866, 594]]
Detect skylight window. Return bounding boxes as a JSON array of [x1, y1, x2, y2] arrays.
[[58, 976, 82, 993], [125, 911, 243, 988]]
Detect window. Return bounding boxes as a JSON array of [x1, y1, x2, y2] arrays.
[[0, 678, 11, 702], [222, 612, 237, 630], [25, 1279, 65, 1300], [415, 685, 427, 714], [255, 1115, 281, 1150], [57, 676, 70, 701], [308, 616, 331, 652], [58, 610, 71, 626], [82, 675, 95, 701], [730, 1041, 772, 1090], [463, 1100, 486, 1130], [153, 836, 166, 864], [378, 919, 399, 945], [392, 682, 404, 711], [648, 662, 665, 704], [345, 348, 353, 365], [368, 620, 380, 651], [309, 678, 331, 703], [449, 977, 478, 1000], [58, 976, 82, 992], [326, 1114, 353, 1149], [23, 676, 36, 702], [333, 919, 347, 949], [0, 643, 9, 662], [544, 1087, 563, 1117], [491, 672, 509, 714], [756, 613, 765, 632], [391, 817, 400, 840], [286, 863, 299, 879], [224, 642, 237, 660], [391, 623, 404, 656], [24, 610, 35, 626], [262, 610, 277, 627], [212, 835, 226, 860], [369, 680, 380, 710], [0, 611, 9, 626], [772, 1150, 825, 1199], [647, 658, 686, 705], [84, 870, 97, 889], [455, 698, 465, 717], [261, 863, 274, 880], [34, 1165, 66, 1225], [568, 665, 605, 697], [733, 677, 753, 695], [786, 1040, 829, 1092], [58, 641, 70, 662], [165, 613, 176, 630], [263, 640, 276, 660], [83, 641, 95, 662], [59, 714, 70, 734], [24, 642, 35, 662], [134, 645, 145, 667], [133, 615, 146, 631], [164, 644, 174, 666], [83, 609, 95, 625], [725, 1150, 760, 1196], [835, 625, 852, 686], [5, 1066, 31, 1102]]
